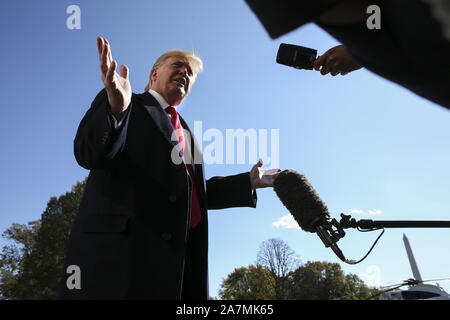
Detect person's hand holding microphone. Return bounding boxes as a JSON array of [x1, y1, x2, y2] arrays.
[[313, 45, 362, 76]]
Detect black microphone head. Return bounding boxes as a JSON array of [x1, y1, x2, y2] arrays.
[[273, 169, 330, 232], [276, 43, 317, 70]]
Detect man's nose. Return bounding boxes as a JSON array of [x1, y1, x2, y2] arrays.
[[178, 66, 188, 75]]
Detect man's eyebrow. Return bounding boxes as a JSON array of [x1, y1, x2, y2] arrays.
[[173, 60, 193, 74]]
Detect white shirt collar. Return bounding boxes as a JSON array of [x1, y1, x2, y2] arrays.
[[148, 89, 170, 110]]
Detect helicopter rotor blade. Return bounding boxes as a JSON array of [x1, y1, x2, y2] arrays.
[[366, 283, 408, 300], [419, 278, 450, 283]]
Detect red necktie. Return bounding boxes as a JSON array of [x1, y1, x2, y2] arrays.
[[165, 106, 201, 228]]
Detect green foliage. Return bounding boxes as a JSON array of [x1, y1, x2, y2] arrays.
[[0, 221, 41, 299], [218, 265, 276, 300], [287, 261, 372, 300], [0, 180, 85, 299], [219, 239, 374, 300]]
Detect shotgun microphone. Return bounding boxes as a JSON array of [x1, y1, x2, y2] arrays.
[[273, 169, 347, 262]]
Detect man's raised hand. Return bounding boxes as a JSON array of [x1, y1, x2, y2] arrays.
[[97, 36, 131, 120]]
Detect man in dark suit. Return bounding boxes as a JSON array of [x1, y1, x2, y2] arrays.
[[59, 37, 279, 299]]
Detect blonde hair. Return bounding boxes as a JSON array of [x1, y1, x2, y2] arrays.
[[144, 50, 203, 92]]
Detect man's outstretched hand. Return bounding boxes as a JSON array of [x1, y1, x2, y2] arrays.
[[250, 159, 281, 190], [314, 45, 362, 76], [97, 36, 132, 120]]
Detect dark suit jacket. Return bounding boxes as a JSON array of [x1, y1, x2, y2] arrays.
[[59, 89, 257, 299], [245, 0, 450, 109]]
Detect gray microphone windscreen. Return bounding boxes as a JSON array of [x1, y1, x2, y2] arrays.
[[273, 169, 330, 232]]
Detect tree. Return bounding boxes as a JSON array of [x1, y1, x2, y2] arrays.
[[0, 221, 41, 299], [0, 180, 85, 299], [256, 238, 298, 299], [218, 265, 275, 300], [287, 261, 372, 300]]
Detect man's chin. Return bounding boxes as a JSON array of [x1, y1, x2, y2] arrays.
[[167, 91, 187, 106]]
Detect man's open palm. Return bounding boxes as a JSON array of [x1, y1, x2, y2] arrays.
[[97, 36, 131, 119]]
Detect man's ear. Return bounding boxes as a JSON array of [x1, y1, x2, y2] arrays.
[[151, 68, 158, 83]]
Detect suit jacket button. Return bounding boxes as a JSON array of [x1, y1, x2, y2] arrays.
[[100, 131, 109, 145], [169, 195, 177, 203], [161, 232, 172, 241]]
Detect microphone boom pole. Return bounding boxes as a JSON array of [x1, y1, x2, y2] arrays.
[[329, 214, 450, 264], [337, 214, 450, 230]]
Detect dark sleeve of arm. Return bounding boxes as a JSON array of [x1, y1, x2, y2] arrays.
[[244, 0, 339, 39], [206, 172, 257, 210], [74, 89, 132, 170]]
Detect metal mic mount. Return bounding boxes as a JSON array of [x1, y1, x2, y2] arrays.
[[313, 218, 347, 263]]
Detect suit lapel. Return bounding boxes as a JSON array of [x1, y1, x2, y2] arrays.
[[139, 92, 179, 150], [138, 91, 207, 198]]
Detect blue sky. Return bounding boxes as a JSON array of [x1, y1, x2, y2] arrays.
[[1, 0, 450, 298]]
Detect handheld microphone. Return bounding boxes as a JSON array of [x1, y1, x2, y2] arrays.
[[273, 169, 347, 262], [276, 43, 317, 70]]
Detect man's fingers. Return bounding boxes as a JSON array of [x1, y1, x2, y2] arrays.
[[99, 37, 115, 80], [315, 45, 337, 70], [316, 54, 333, 74], [120, 65, 129, 80], [99, 37, 112, 65], [330, 61, 340, 76], [320, 54, 339, 75], [314, 54, 325, 71], [320, 63, 330, 75], [106, 60, 117, 86], [97, 37, 130, 88], [99, 39, 110, 76], [98, 37, 107, 73], [104, 38, 113, 65], [255, 158, 263, 168], [97, 36, 103, 58], [316, 45, 363, 77]]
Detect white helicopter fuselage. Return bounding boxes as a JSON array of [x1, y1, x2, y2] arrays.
[[379, 234, 450, 300], [380, 283, 450, 300]]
